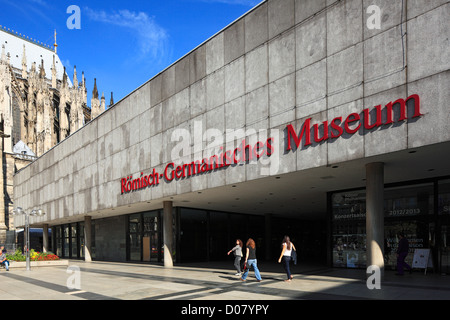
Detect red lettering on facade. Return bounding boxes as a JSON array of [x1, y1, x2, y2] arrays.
[[120, 169, 160, 194], [344, 113, 361, 134], [286, 118, 311, 150], [285, 94, 422, 152], [121, 137, 275, 193]]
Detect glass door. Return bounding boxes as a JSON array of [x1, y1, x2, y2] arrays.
[[441, 224, 450, 274], [439, 180, 450, 273], [128, 211, 161, 262], [143, 212, 159, 262], [129, 214, 142, 261]]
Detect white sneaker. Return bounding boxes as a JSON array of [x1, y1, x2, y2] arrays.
[[235, 273, 241, 276]]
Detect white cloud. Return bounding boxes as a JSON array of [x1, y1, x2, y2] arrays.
[[28, 0, 47, 5], [84, 8, 170, 64]]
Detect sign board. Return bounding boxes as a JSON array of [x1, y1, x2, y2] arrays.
[[412, 249, 433, 274]]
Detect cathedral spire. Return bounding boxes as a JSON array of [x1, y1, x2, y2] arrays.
[[92, 78, 98, 99], [101, 92, 106, 111], [22, 44, 27, 79], [62, 66, 67, 87], [110, 92, 114, 107], [1, 45, 6, 62], [51, 55, 57, 88], [73, 65, 78, 88], [39, 59, 45, 79]]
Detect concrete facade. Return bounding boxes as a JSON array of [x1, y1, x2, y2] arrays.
[[11, 0, 450, 265]]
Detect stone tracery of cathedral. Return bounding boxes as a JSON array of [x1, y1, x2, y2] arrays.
[[0, 28, 109, 244]]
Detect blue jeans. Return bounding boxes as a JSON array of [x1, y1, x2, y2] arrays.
[[282, 256, 292, 279], [241, 259, 261, 281], [1, 260, 9, 271]]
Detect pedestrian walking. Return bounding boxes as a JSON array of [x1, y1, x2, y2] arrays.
[[278, 236, 296, 282], [227, 239, 243, 276], [396, 232, 412, 275], [240, 238, 262, 282]]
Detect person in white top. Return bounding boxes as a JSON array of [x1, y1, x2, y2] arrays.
[[278, 235, 296, 282]]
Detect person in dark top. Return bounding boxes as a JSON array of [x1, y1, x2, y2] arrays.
[[396, 233, 412, 275], [240, 238, 262, 282], [0, 246, 9, 271]]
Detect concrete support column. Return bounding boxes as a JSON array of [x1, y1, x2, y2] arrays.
[[163, 201, 173, 268], [84, 216, 92, 262], [265, 213, 272, 260], [42, 224, 49, 253], [366, 162, 385, 277]]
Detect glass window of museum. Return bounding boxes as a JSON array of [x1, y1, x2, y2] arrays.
[[331, 177, 450, 273], [49, 176, 450, 273]]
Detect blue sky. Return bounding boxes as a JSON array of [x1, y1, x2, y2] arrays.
[[0, 0, 262, 105]]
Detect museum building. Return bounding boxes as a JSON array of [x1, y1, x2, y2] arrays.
[[12, 0, 450, 273]]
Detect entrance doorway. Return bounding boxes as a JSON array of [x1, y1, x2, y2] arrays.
[[143, 232, 159, 261], [127, 210, 162, 262], [177, 207, 327, 264]]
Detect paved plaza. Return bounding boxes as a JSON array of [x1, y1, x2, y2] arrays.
[[0, 260, 449, 301]]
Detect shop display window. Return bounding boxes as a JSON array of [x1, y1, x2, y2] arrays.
[[331, 181, 436, 269], [438, 180, 450, 215], [384, 183, 433, 217], [332, 191, 367, 268]]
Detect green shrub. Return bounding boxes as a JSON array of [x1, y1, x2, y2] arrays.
[[6, 249, 26, 261]]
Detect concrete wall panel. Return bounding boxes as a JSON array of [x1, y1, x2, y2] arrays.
[[363, 24, 406, 97], [268, 0, 295, 38], [296, 59, 327, 119], [327, 0, 362, 56], [295, 0, 326, 24], [245, 44, 268, 93], [327, 43, 364, 107], [224, 19, 245, 65], [268, 30, 295, 82], [245, 2, 268, 53], [295, 12, 326, 70], [407, 4, 449, 82], [206, 33, 224, 74], [408, 71, 450, 148]]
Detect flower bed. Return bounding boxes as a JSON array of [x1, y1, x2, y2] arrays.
[[6, 249, 60, 261], [4, 249, 68, 269]]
